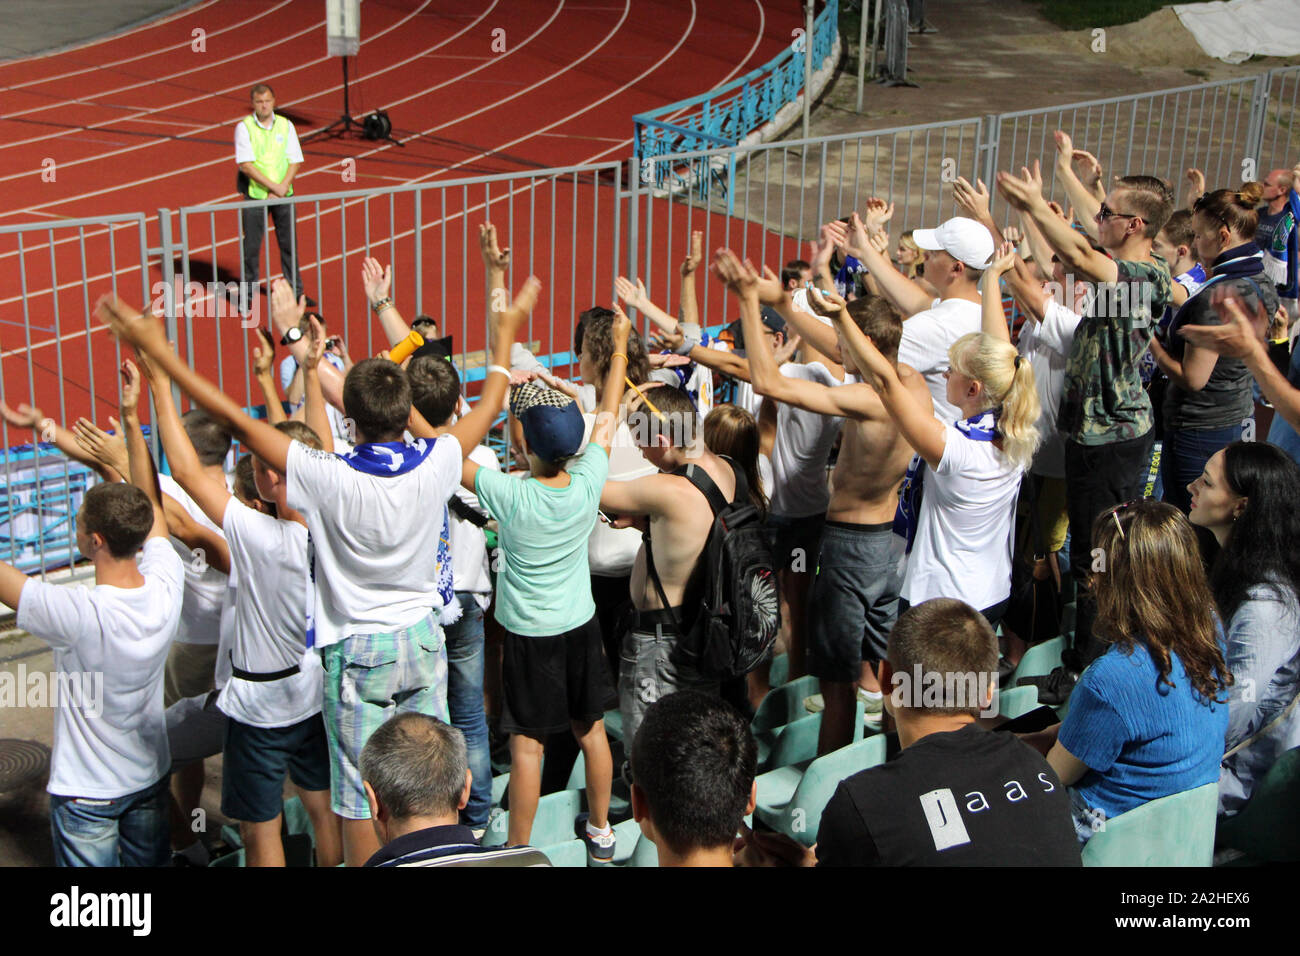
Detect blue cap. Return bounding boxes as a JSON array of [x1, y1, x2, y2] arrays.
[[509, 382, 585, 463]]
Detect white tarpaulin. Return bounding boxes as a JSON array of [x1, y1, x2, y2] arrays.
[[1174, 0, 1300, 64]]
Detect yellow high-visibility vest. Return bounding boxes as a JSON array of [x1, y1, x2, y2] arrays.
[[242, 114, 293, 200]]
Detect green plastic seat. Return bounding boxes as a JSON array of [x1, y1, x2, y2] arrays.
[[281, 795, 315, 841], [1010, 635, 1064, 684], [751, 675, 820, 733], [210, 848, 245, 868], [491, 772, 510, 808], [1216, 745, 1300, 863], [1081, 783, 1219, 866], [482, 787, 582, 848], [602, 707, 624, 742], [758, 700, 866, 773], [539, 838, 587, 867], [626, 825, 660, 867], [754, 734, 888, 846], [997, 685, 1041, 721]]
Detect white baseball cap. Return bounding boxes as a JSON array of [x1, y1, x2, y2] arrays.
[[912, 217, 995, 270]]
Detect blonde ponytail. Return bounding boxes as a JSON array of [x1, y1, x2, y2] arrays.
[[949, 332, 1041, 471]]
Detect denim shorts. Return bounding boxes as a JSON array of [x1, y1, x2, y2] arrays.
[[618, 610, 719, 763], [221, 712, 332, 823], [320, 614, 448, 819], [49, 777, 170, 867], [806, 521, 902, 682]]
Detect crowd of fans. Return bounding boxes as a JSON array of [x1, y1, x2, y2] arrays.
[[2, 129, 1299, 869]]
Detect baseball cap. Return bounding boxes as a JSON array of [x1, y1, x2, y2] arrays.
[[725, 306, 787, 351], [509, 381, 585, 464], [912, 217, 995, 270]]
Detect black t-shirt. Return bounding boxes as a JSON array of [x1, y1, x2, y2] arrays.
[[1164, 273, 1277, 431], [815, 724, 1081, 866]]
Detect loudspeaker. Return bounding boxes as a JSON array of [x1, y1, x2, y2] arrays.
[[362, 111, 392, 140]]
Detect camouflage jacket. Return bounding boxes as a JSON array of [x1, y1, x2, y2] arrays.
[[1058, 257, 1172, 446]]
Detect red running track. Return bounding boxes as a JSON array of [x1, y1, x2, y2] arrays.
[[0, 0, 807, 427]]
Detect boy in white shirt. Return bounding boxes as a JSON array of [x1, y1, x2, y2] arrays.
[[98, 265, 535, 867], [0, 360, 184, 866], [140, 328, 343, 868]]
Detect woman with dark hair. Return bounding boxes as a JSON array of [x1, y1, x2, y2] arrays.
[[702, 404, 769, 518], [1188, 441, 1300, 815], [1149, 183, 1279, 513], [1023, 500, 1231, 842]]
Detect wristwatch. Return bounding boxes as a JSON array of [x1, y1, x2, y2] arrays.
[[280, 327, 303, 346]]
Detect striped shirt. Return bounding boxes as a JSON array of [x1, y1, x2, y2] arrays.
[[365, 824, 551, 867]]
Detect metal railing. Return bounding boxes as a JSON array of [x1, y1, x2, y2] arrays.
[[632, 0, 839, 201], [6, 66, 1300, 578]]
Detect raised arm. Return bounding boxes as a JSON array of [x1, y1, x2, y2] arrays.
[[362, 257, 411, 349], [981, 242, 1018, 343], [266, 280, 345, 410], [679, 230, 703, 328], [615, 276, 678, 335], [479, 223, 510, 352], [952, 176, 1005, 247], [1181, 291, 1300, 428], [714, 251, 877, 420], [588, 307, 630, 453], [119, 360, 169, 541], [137, 350, 234, 530], [1185, 167, 1206, 211], [298, 310, 335, 453], [251, 328, 286, 425], [830, 307, 947, 467], [161, 494, 231, 575], [447, 275, 536, 459], [0, 400, 122, 482], [71, 416, 129, 480], [831, 211, 935, 318], [1052, 132, 1102, 241], [997, 165, 1118, 284], [99, 295, 293, 474]]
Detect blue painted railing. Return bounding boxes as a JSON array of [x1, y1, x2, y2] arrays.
[[633, 0, 839, 202]]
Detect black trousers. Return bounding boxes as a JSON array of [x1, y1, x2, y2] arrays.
[[240, 196, 302, 302], [1063, 430, 1154, 669]]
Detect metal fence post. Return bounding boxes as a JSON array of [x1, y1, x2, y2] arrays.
[[1246, 71, 1271, 177], [980, 114, 1000, 203], [156, 207, 180, 459], [628, 156, 641, 286]]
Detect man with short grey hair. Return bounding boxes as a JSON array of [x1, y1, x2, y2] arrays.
[[360, 713, 548, 866]]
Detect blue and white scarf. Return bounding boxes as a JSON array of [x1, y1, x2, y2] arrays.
[[304, 439, 460, 649], [894, 411, 999, 554]]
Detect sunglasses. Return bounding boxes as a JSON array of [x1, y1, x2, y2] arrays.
[[1095, 202, 1143, 224]]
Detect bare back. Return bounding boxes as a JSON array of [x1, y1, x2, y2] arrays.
[[630, 449, 737, 611], [827, 363, 932, 524]]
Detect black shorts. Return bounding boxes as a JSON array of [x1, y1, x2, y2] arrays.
[[501, 616, 613, 737], [221, 712, 331, 823]]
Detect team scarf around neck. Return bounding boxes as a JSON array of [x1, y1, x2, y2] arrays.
[[893, 410, 999, 554], [303, 438, 459, 650]]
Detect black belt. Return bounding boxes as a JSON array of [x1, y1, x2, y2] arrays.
[[630, 606, 683, 630], [230, 651, 301, 683]]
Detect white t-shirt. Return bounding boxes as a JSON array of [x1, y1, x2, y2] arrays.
[[215, 500, 322, 728], [898, 298, 983, 423], [286, 436, 462, 649], [234, 114, 304, 164], [581, 414, 659, 577], [900, 424, 1024, 611], [450, 445, 499, 607], [17, 538, 183, 798], [1018, 299, 1082, 479], [769, 362, 843, 518], [158, 473, 228, 646]]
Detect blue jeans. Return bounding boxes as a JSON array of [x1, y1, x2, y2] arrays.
[[445, 592, 491, 829], [49, 777, 170, 867], [1161, 423, 1246, 513]]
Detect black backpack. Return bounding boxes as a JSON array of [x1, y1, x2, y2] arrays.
[[644, 457, 781, 680]]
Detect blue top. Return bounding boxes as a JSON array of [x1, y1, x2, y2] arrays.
[[1060, 639, 1228, 823], [474, 444, 608, 637]]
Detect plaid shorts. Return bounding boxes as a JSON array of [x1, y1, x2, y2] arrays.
[[320, 613, 448, 819]]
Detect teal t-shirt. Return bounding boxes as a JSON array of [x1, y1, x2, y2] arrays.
[[474, 444, 608, 636]]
